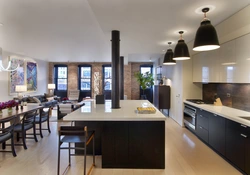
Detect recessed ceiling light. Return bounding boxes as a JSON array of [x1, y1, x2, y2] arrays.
[[0, 23, 3, 26], [195, 5, 216, 14], [174, 30, 187, 35], [162, 50, 165, 52]]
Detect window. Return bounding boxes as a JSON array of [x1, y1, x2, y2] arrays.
[[140, 65, 153, 89], [103, 65, 112, 90], [54, 65, 68, 90], [79, 65, 91, 90]]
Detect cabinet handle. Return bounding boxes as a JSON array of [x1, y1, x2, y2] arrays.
[[200, 115, 203, 117], [240, 134, 247, 138], [241, 124, 247, 128], [199, 126, 203, 129], [199, 109, 202, 111], [214, 114, 217, 116]]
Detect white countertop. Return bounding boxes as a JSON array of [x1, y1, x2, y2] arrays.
[[184, 100, 250, 126], [63, 100, 166, 121]]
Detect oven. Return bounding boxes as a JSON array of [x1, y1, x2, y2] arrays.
[[183, 104, 196, 131]]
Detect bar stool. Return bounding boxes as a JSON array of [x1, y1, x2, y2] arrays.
[[57, 126, 95, 175]]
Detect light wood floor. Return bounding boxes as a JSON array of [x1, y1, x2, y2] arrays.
[[0, 114, 242, 175]]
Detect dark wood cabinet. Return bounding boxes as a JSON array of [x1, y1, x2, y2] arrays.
[[226, 119, 247, 172], [153, 85, 170, 110], [196, 108, 209, 143], [209, 113, 225, 156], [246, 127, 250, 175]]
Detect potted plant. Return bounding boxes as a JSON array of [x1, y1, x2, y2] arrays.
[[134, 71, 154, 99]]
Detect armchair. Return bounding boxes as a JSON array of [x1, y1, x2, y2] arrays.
[[68, 90, 80, 101]]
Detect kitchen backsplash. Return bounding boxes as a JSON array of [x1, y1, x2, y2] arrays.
[[203, 83, 250, 112]]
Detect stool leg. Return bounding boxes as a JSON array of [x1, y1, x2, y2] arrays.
[[57, 138, 61, 175], [84, 142, 87, 175], [69, 143, 71, 166], [93, 135, 95, 165]]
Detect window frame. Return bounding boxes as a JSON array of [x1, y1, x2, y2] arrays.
[[140, 64, 153, 89], [102, 64, 112, 91], [54, 64, 68, 91], [78, 64, 92, 91]]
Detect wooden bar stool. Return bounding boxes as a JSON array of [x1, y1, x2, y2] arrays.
[[57, 126, 95, 175]]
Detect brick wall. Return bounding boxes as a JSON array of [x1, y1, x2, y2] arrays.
[[48, 62, 152, 100]]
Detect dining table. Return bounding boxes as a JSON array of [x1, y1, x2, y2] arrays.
[[0, 105, 44, 149]]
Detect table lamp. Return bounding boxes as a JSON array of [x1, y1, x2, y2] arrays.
[[48, 84, 55, 95], [15, 85, 27, 99]]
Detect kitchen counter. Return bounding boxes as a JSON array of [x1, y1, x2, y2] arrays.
[[184, 100, 250, 126], [63, 100, 166, 169], [63, 100, 166, 121]]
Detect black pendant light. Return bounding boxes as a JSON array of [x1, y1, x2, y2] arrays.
[[173, 31, 190, 60], [193, 7, 220, 51], [163, 42, 176, 65]]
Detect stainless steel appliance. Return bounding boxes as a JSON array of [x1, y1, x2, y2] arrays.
[[183, 104, 197, 131]]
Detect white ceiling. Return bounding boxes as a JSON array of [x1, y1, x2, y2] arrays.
[[0, 0, 249, 63]]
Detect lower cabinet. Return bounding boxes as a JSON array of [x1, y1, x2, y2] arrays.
[[209, 114, 225, 156], [226, 119, 248, 173], [185, 104, 250, 174]]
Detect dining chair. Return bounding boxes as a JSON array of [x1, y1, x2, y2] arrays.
[[0, 116, 17, 157], [57, 126, 95, 175], [34, 107, 51, 138], [13, 109, 38, 149]]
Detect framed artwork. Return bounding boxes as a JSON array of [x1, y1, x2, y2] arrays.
[[26, 62, 37, 92], [9, 57, 25, 95], [9, 57, 38, 95]]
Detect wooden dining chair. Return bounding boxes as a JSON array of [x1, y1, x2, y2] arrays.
[[13, 109, 38, 149], [57, 126, 95, 175], [34, 107, 51, 138], [0, 116, 17, 157]]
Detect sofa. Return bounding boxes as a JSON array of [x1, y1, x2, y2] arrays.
[[19, 93, 58, 108]]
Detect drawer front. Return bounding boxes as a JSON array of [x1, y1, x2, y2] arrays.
[[227, 119, 248, 134], [197, 113, 209, 130], [197, 125, 208, 143]]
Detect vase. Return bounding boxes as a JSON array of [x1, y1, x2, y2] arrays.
[[96, 95, 105, 104], [8, 108, 12, 113]]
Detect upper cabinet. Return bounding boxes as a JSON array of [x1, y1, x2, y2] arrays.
[[192, 49, 220, 83], [192, 33, 250, 83], [235, 33, 250, 83], [218, 40, 236, 83]]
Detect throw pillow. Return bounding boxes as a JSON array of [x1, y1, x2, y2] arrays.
[[46, 97, 54, 102], [33, 97, 41, 104]]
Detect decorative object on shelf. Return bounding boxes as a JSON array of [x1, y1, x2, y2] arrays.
[[48, 83, 55, 95], [173, 31, 190, 60], [134, 71, 154, 99], [163, 42, 176, 65], [193, 7, 220, 51], [0, 48, 19, 71]]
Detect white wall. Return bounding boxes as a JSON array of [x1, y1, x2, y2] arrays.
[[0, 50, 48, 101]]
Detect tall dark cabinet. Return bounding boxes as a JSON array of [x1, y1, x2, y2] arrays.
[[153, 85, 170, 112]]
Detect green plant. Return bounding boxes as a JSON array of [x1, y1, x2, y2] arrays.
[[134, 71, 154, 95]]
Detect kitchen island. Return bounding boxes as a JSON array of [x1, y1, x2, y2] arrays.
[[63, 100, 166, 169]]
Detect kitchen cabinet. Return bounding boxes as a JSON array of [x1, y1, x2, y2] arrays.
[[196, 108, 209, 143], [219, 39, 236, 83], [246, 127, 250, 175], [225, 119, 247, 172], [209, 113, 225, 156], [235, 33, 250, 83], [192, 49, 219, 83], [153, 85, 170, 111]]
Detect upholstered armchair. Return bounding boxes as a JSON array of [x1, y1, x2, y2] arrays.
[[68, 90, 80, 101]]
